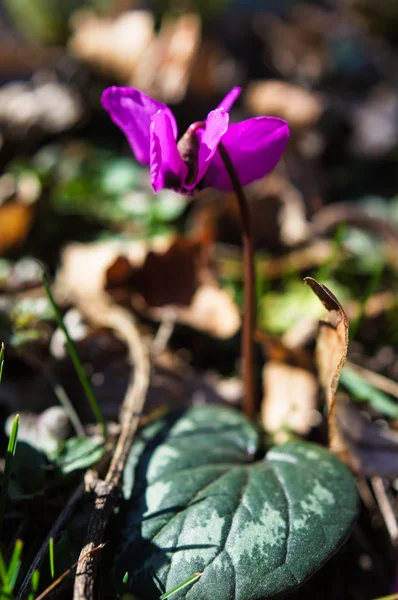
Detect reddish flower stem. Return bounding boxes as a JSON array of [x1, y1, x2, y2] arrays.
[[218, 141, 256, 419]]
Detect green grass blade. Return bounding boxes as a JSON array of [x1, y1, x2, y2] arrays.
[[8, 559, 21, 592], [7, 416, 19, 457], [0, 550, 10, 592], [372, 595, 398, 600], [7, 540, 23, 591], [48, 538, 55, 580], [41, 272, 107, 437], [27, 569, 40, 600], [159, 573, 202, 600], [0, 585, 15, 599], [0, 342, 5, 383], [340, 367, 398, 419], [0, 414, 19, 541]]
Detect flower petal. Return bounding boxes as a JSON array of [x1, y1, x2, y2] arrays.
[[217, 86, 241, 112], [150, 110, 188, 194], [101, 86, 178, 165], [184, 108, 229, 191], [203, 117, 290, 191]]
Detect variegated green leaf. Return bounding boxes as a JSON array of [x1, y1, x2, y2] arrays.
[[114, 405, 357, 599]]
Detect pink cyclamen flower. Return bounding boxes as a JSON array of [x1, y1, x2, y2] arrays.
[[101, 86, 289, 195]]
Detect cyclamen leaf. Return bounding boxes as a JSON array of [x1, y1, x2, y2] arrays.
[[115, 406, 357, 600], [58, 437, 104, 474]]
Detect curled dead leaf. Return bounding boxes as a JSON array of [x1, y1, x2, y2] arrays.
[[306, 277, 398, 476], [304, 277, 348, 456]]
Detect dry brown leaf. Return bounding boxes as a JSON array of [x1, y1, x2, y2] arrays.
[[256, 330, 313, 370], [245, 80, 324, 129], [335, 397, 398, 477], [134, 13, 201, 104], [105, 237, 239, 338], [70, 10, 200, 104], [56, 237, 240, 339], [148, 285, 239, 339], [105, 238, 204, 308], [261, 360, 318, 439], [304, 277, 348, 456], [56, 237, 172, 299], [69, 10, 155, 81], [0, 202, 34, 254]]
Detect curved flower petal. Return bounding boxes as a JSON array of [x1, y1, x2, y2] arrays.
[[150, 111, 188, 194], [184, 108, 229, 191], [101, 87, 178, 165], [203, 116, 290, 191], [217, 86, 241, 112]]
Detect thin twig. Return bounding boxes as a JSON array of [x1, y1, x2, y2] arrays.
[[356, 476, 376, 512], [371, 477, 398, 547], [73, 304, 150, 600], [17, 483, 84, 599], [150, 312, 176, 360], [218, 141, 256, 418], [34, 544, 105, 600]]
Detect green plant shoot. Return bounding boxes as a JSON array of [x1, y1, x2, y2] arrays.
[[49, 537, 55, 580], [0, 414, 19, 540], [159, 572, 203, 600], [41, 272, 107, 437], [27, 570, 40, 600]]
